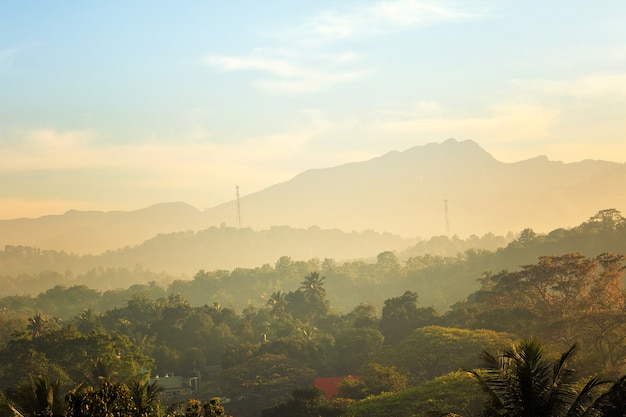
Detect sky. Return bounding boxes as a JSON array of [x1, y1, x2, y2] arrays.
[[1, 1, 625, 219]]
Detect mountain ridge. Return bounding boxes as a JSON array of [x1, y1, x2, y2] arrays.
[[1, 139, 625, 254]]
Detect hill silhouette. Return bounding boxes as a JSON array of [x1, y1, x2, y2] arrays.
[[0, 208, 624, 315], [1, 139, 625, 254], [208, 138, 626, 239]]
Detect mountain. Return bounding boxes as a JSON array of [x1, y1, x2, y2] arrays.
[[1, 139, 626, 254], [0, 202, 210, 254], [204, 138, 626, 238]]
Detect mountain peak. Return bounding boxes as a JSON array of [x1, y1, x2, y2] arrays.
[[399, 138, 496, 165]]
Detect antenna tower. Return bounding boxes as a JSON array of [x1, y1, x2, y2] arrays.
[[236, 185, 242, 229], [444, 198, 450, 236]]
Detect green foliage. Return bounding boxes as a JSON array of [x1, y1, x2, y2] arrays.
[[1, 210, 626, 417], [334, 327, 384, 375], [346, 371, 485, 417], [126, 379, 162, 417], [360, 363, 408, 396], [218, 353, 316, 415], [376, 326, 515, 384], [380, 290, 440, 344], [470, 338, 626, 417], [7, 376, 65, 417], [65, 381, 137, 417], [261, 387, 343, 417]]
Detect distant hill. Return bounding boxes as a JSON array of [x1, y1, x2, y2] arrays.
[[0, 202, 209, 254], [1, 208, 624, 314], [1, 139, 625, 254], [206, 138, 626, 239]]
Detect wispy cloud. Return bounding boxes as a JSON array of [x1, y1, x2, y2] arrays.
[[511, 73, 626, 98], [371, 71, 626, 163], [376, 103, 559, 143], [205, 1, 488, 95], [0, 124, 321, 213], [293, 0, 490, 44], [207, 55, 302, 78], [206, 51, 370, 94]]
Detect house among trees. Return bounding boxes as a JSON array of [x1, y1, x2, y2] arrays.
[[150, 373, 198, 405]]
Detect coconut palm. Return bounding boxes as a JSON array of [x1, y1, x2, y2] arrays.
[[26, 315, 48, 339], [85, 358, 118, 388], [266, 291, 287, 315], [470, 338, 626, 417], [11, 376, 64, 417], [127, 379, 163, 417], [299, 272, 326, 303]]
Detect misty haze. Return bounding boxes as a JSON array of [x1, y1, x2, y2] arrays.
[[2, 2, 626, 417]]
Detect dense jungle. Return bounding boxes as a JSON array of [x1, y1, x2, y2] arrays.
[[1, 209, 626, 417]]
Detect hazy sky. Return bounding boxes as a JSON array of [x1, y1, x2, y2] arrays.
[[1, 1, 625, 219]]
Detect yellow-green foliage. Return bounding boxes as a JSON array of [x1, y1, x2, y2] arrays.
[[346, 371, 485, 417], [375, 326, 515, 384]]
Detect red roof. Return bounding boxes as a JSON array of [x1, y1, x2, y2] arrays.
[[314, 376, 360, 399]]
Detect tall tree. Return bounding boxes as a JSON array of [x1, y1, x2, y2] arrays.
[[9, 376, 64, 417], [65, 381, 137, 417], [380, 291, 439, 345], [470, 338, 626, 417], [27, 315, 48, 339], [299, 272, 326, 304], [127, 379, 163, 417]]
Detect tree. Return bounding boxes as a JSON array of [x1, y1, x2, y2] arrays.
[[377, 326, 514, 385], [266, 291, 287, 316], [294, 272, 330, 321], [584, 209, 625, 231], [65, 381, 137, 417], [360, 363, 407, 396], [334, 327, 384, 375], [376, 251, 401, 276], [470, 338, 626, 417], [9, 376, 64, 417], [380, 291, 439, 345], [344, 371, 484, 417], [475, 253, 626, 348], [218, 353, 316, 416], [127, 379, 163, 417], [494, 253, 625, 322], [261, 387, 337, 417], [27, 315, 48, 339], [203, 397, 227, 417], [84, 358, 118, 388], [299, 272, 326, 305]]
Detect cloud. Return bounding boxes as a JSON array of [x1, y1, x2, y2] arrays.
[[204, 1, 488, 95], [206, 55, 302, 78], [371, 71, 626, 163], [0, 123, 323, 215], [512, 73, 626, 98], [0, 129, 100, 171], [294, 0, 490, 44], [206, 51, 371, 94], [377, 103, 559, 143]]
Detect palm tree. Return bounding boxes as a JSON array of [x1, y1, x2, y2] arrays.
[[299, 272, 326, 303], [127, 379, 163, 417], [266, 291, 287, 315], [27, 315, 47, 339], [11, 376, 64, 417], [85, 358, 118, 388], [470, 338, 626, 417]]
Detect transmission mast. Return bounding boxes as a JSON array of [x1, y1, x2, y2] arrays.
[[444, 198, 450, 236], [236, 185, 242, 229]]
